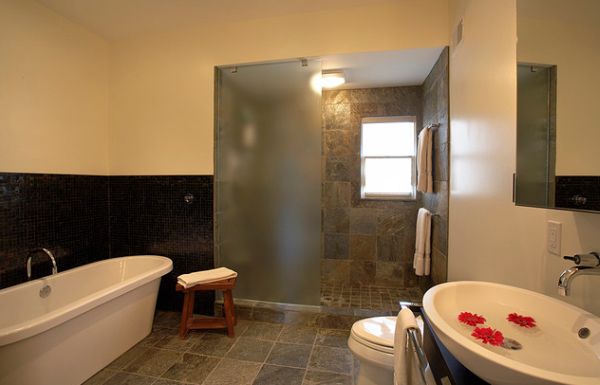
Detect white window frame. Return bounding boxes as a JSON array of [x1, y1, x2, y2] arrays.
[[360, 116, 417, 200]]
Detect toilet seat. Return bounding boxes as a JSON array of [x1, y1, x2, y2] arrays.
[[350, 316, 396, 354]]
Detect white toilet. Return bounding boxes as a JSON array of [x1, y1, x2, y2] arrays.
[[348, 316, 397, 385]]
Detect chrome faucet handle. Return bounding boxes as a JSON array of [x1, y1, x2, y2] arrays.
[[26, 248, 58, 279], [563, 252, 600, 267], [558, 252, 600, 297]]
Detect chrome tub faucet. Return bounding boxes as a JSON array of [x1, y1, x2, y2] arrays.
[[558, 252, 600, 296], [26, 248, 58, 280]]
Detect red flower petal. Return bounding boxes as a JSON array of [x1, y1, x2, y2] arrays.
[[507, 313, 536, 328], [471, 327, 504, 346], [458, 312, 486, 326]]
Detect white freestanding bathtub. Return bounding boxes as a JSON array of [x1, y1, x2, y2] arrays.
[[0, 255, 172, 385]]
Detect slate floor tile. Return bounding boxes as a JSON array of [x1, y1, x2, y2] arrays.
[[96, 311, 359, 385], [315, 329, 350, 348], [153, 311, 181, 329], [203, 358, 261, 385], [102, 372, 156, 385], [266, 342, 312, 368], [107, 345, 147, 369], [189, 333, 236, 357], [139, 328, 171, 347], [153, 380, 190, 385], [160, 353, 220, 384], [252, 365, 305, 385], [302, 369, 353, 385], [278, 326, 318, 345], [123, 348, 182, 377], [154, 331, 203, 351], [82, 368, 117, 385], [242, 321, 282, 341], [226, 337, 273, 362], [308, 346, 353, 374]]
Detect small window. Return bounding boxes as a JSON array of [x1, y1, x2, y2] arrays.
[[360, 116, 416, 199]]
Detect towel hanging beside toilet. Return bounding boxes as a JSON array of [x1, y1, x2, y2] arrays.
[[413, 208, 432, 276], [394, 307, 420, 385], [393, 308, 436, 385]]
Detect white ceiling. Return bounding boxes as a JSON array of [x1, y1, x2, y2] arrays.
[[37, 0, 397, 40], [321, 47, 444, 89], [220, 47, 444, 98]]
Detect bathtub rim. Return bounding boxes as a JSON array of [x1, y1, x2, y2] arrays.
[[0, 255, 172, 347]]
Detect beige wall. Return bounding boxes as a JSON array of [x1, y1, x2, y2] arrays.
[[517, 0, 600, 175], [108, 0, 449, 175], [0, 0, 109, 175], [0, 0, 448, 176], [448, 0, 600, 315]]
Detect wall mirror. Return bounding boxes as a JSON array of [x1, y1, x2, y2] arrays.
[[515, 0, 600, 212]]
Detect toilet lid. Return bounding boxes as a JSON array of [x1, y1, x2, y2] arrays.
[[351, 316, 396, 348]]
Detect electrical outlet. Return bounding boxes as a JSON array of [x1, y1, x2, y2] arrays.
[[547, 221, 562, 255]]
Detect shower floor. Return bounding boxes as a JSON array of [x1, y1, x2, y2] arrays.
[[320, 284, 423, 313]]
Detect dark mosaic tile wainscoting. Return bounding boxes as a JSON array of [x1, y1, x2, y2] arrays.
[[110, 176, 214, 313], [555, 176, 600, 212], [0, 173, 109, 288], [0, 173, 213, 313]]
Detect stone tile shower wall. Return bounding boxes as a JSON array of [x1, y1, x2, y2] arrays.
[[422, 47, 450, 286], [0, 173, 109, 288], [321, 87, 422, 289]]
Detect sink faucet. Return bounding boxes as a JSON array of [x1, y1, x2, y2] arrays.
[[26, 248, 58, 280], [558, 252, 600, 296]]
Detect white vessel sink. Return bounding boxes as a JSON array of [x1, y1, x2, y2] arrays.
[[423, 281, 600, 385]]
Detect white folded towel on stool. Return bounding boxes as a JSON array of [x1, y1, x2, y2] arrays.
[[413, 208, 432, 276], [394, 307, 420, 385], [177, 267, 238, 288]]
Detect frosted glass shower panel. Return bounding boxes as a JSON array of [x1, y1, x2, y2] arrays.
[[216, 60, 321, 305]]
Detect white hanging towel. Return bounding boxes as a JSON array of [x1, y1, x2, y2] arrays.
[[394, 308, 420, 385], [413, 208, 432, 276], [416, 127, 433, 193], [177, 267, 238, 288]]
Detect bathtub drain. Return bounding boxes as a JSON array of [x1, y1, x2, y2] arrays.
[[39, 285, 52, 298]]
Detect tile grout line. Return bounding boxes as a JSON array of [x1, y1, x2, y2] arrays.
[[197, 350, 225, 385], [149, 328, 216, 384], [299, 334, 318, 385], [249, 323, 286, 384], [158, 330, 241, 385]]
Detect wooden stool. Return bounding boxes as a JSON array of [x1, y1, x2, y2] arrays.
[[176, 277, 237, 339]]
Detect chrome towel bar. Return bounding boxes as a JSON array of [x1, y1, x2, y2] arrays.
[[408, 326, 430, 385]]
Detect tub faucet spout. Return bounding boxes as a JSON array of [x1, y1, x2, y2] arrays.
[[26, 248, 58, 280], [558, 252, 600, 296]]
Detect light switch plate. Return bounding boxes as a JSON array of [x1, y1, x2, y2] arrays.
[[547, 220, 562, 255]]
